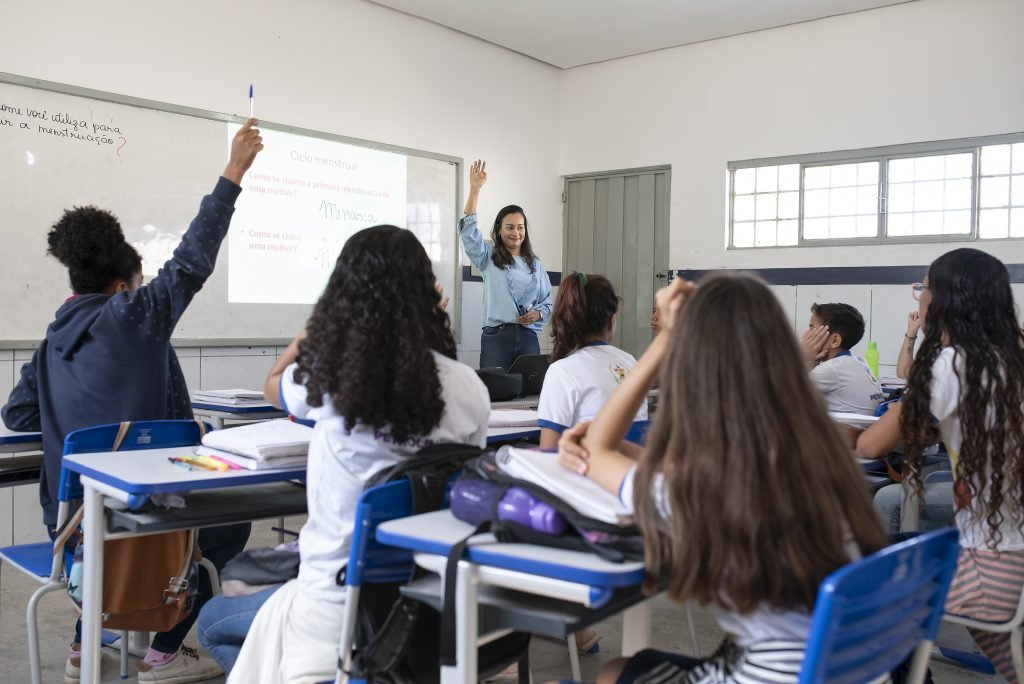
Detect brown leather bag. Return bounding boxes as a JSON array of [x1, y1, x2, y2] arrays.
[[56, 421, 203, 632]]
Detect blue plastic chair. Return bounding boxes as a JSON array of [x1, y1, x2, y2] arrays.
[[334, 478, 530, 684], [799, 527, 960, 683], [624, 420, 653, 445], [0, 419, 213, 684]]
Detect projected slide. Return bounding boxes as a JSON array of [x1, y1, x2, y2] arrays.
[[226, 124, 407, 304]]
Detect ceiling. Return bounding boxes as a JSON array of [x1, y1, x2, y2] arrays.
[[369, 0, 913, 69]]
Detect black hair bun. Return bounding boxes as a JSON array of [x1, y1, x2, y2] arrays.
[[46, 206, 125, 270]]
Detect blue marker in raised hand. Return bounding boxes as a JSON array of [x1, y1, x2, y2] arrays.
[[249, 84, 254, 118]]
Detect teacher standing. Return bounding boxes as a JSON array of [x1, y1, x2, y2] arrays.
[[458, 159, 552, 370]]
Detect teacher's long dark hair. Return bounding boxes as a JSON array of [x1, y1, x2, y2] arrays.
[[293, 225, 456, 444], [490, 204, 537, 272]]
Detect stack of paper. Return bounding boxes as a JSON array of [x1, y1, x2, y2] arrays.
[[488, 409, 538, 428], [495, 446, 630, 524], [879, 376, 908, 388], [829, 412, 881, 429], [191, 389, 270, 407], [196, 419, 311, 471]]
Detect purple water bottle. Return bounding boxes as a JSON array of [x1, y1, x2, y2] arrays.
[[497, 488, 567, 535], [451, 480, 567, 535]]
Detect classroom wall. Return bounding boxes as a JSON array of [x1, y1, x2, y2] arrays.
[[0, 0, 563, 353], [559, 0, 1024, 270]]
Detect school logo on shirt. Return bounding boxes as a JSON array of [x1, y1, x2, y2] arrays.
[[609, 363, 628, 384]]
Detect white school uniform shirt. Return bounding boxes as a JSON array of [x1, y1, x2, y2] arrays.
[[536, 342, 648, 433], [929, 347, 1024, 551], [810, 351, 884, 416], [279, 352, 490, 602]]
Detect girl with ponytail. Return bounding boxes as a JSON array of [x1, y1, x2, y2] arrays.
[[537, 272, 648, 450]]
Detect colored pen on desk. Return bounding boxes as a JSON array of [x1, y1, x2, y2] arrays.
[[168, 457, 195, 471], [204, 453, 242, 471], [169, 455, 219, 472], [249, 84, 254, 118], [193, 454, 231, 472]]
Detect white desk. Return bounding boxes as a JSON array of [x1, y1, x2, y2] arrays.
[[0, 426, 43, 454], [377, 509, 650, 684], [485, 426, 540, 444], [63, 447, 307, 684], [191, 402, 287, 429]]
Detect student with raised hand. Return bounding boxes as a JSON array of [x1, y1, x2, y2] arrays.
[[559, 275, 887, 684], [801, 302, 883, 415], [458, 159, 553, 370], [221, 225, 490, 684], [1, 119, 263, 683], [896, 310, 921, 378], [538, 272, 647, 451], [856, 248, 1024, 683]]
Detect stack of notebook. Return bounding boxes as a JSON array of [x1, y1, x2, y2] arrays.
[[191, 389, 271, 407], [194, 419, 312, 470], [488, 409, 539, 428]]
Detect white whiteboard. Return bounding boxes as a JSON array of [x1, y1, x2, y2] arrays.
[[0, 74, 461, 342]]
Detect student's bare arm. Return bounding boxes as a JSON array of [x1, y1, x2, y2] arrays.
[[856, 403, 902, 459], [264, 330, 306, 408]]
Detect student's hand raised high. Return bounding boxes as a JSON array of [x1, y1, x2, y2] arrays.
[[469, 159, 487, 190], [557, 421, 591, 476], [223, 119, 264, 186], [654, 278, 695, 333], [801, 325, 830, 363]]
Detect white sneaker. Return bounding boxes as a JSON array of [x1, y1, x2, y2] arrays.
[[136, 646, 222, 683], [63, 644, 81, 683]]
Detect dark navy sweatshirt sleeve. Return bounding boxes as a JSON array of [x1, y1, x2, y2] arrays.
[[2, 350, 41, 431], [110, 177, 242, 338]]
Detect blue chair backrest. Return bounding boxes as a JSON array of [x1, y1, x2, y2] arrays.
[[345, 479, 419, 588], [798, 527, 960, 684], [624, 420, 653, 446], [58, 420, 211, 502]]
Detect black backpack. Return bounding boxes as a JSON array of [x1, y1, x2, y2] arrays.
[[341, 443, 530, 683]]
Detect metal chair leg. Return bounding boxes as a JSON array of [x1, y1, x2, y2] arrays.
[[566, 633, 582, 682], [120, 630, 129, 678], [685, 603, 699, 655], [27, 581, 65, 684]]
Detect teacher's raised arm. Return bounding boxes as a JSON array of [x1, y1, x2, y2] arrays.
[[457, 159, 551, 371]]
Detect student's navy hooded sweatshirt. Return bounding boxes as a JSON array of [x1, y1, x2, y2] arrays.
[[2, 178, 242, 526]]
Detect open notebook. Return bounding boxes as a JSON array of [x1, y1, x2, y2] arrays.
[[495, 446, 631, 525]]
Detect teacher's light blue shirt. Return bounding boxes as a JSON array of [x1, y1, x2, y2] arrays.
[[458, 213, 552, 333]]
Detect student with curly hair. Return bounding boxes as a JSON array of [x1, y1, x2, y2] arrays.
[[538, 272, 647, 451], [458, 159, 553, 370], [217, 225, 490, 683], [1, 120, 263, 682], [857, 248, 1024, 682], [558, 275, 888, 684]]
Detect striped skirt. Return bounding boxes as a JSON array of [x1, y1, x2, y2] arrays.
[[945, 547, 1024, 684], [618, 639, 806, 684]]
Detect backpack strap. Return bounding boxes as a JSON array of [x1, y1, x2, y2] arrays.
[[111, 421, 133, 452], [439, 520, 499, 668]]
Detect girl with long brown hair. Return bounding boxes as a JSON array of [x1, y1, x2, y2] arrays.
[[537, 272, 648, 450], [558, 274, 887, 684], [857, 248, 1024, 682]]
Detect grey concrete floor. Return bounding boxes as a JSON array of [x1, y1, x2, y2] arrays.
[[0, 518, 1002, 683]]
